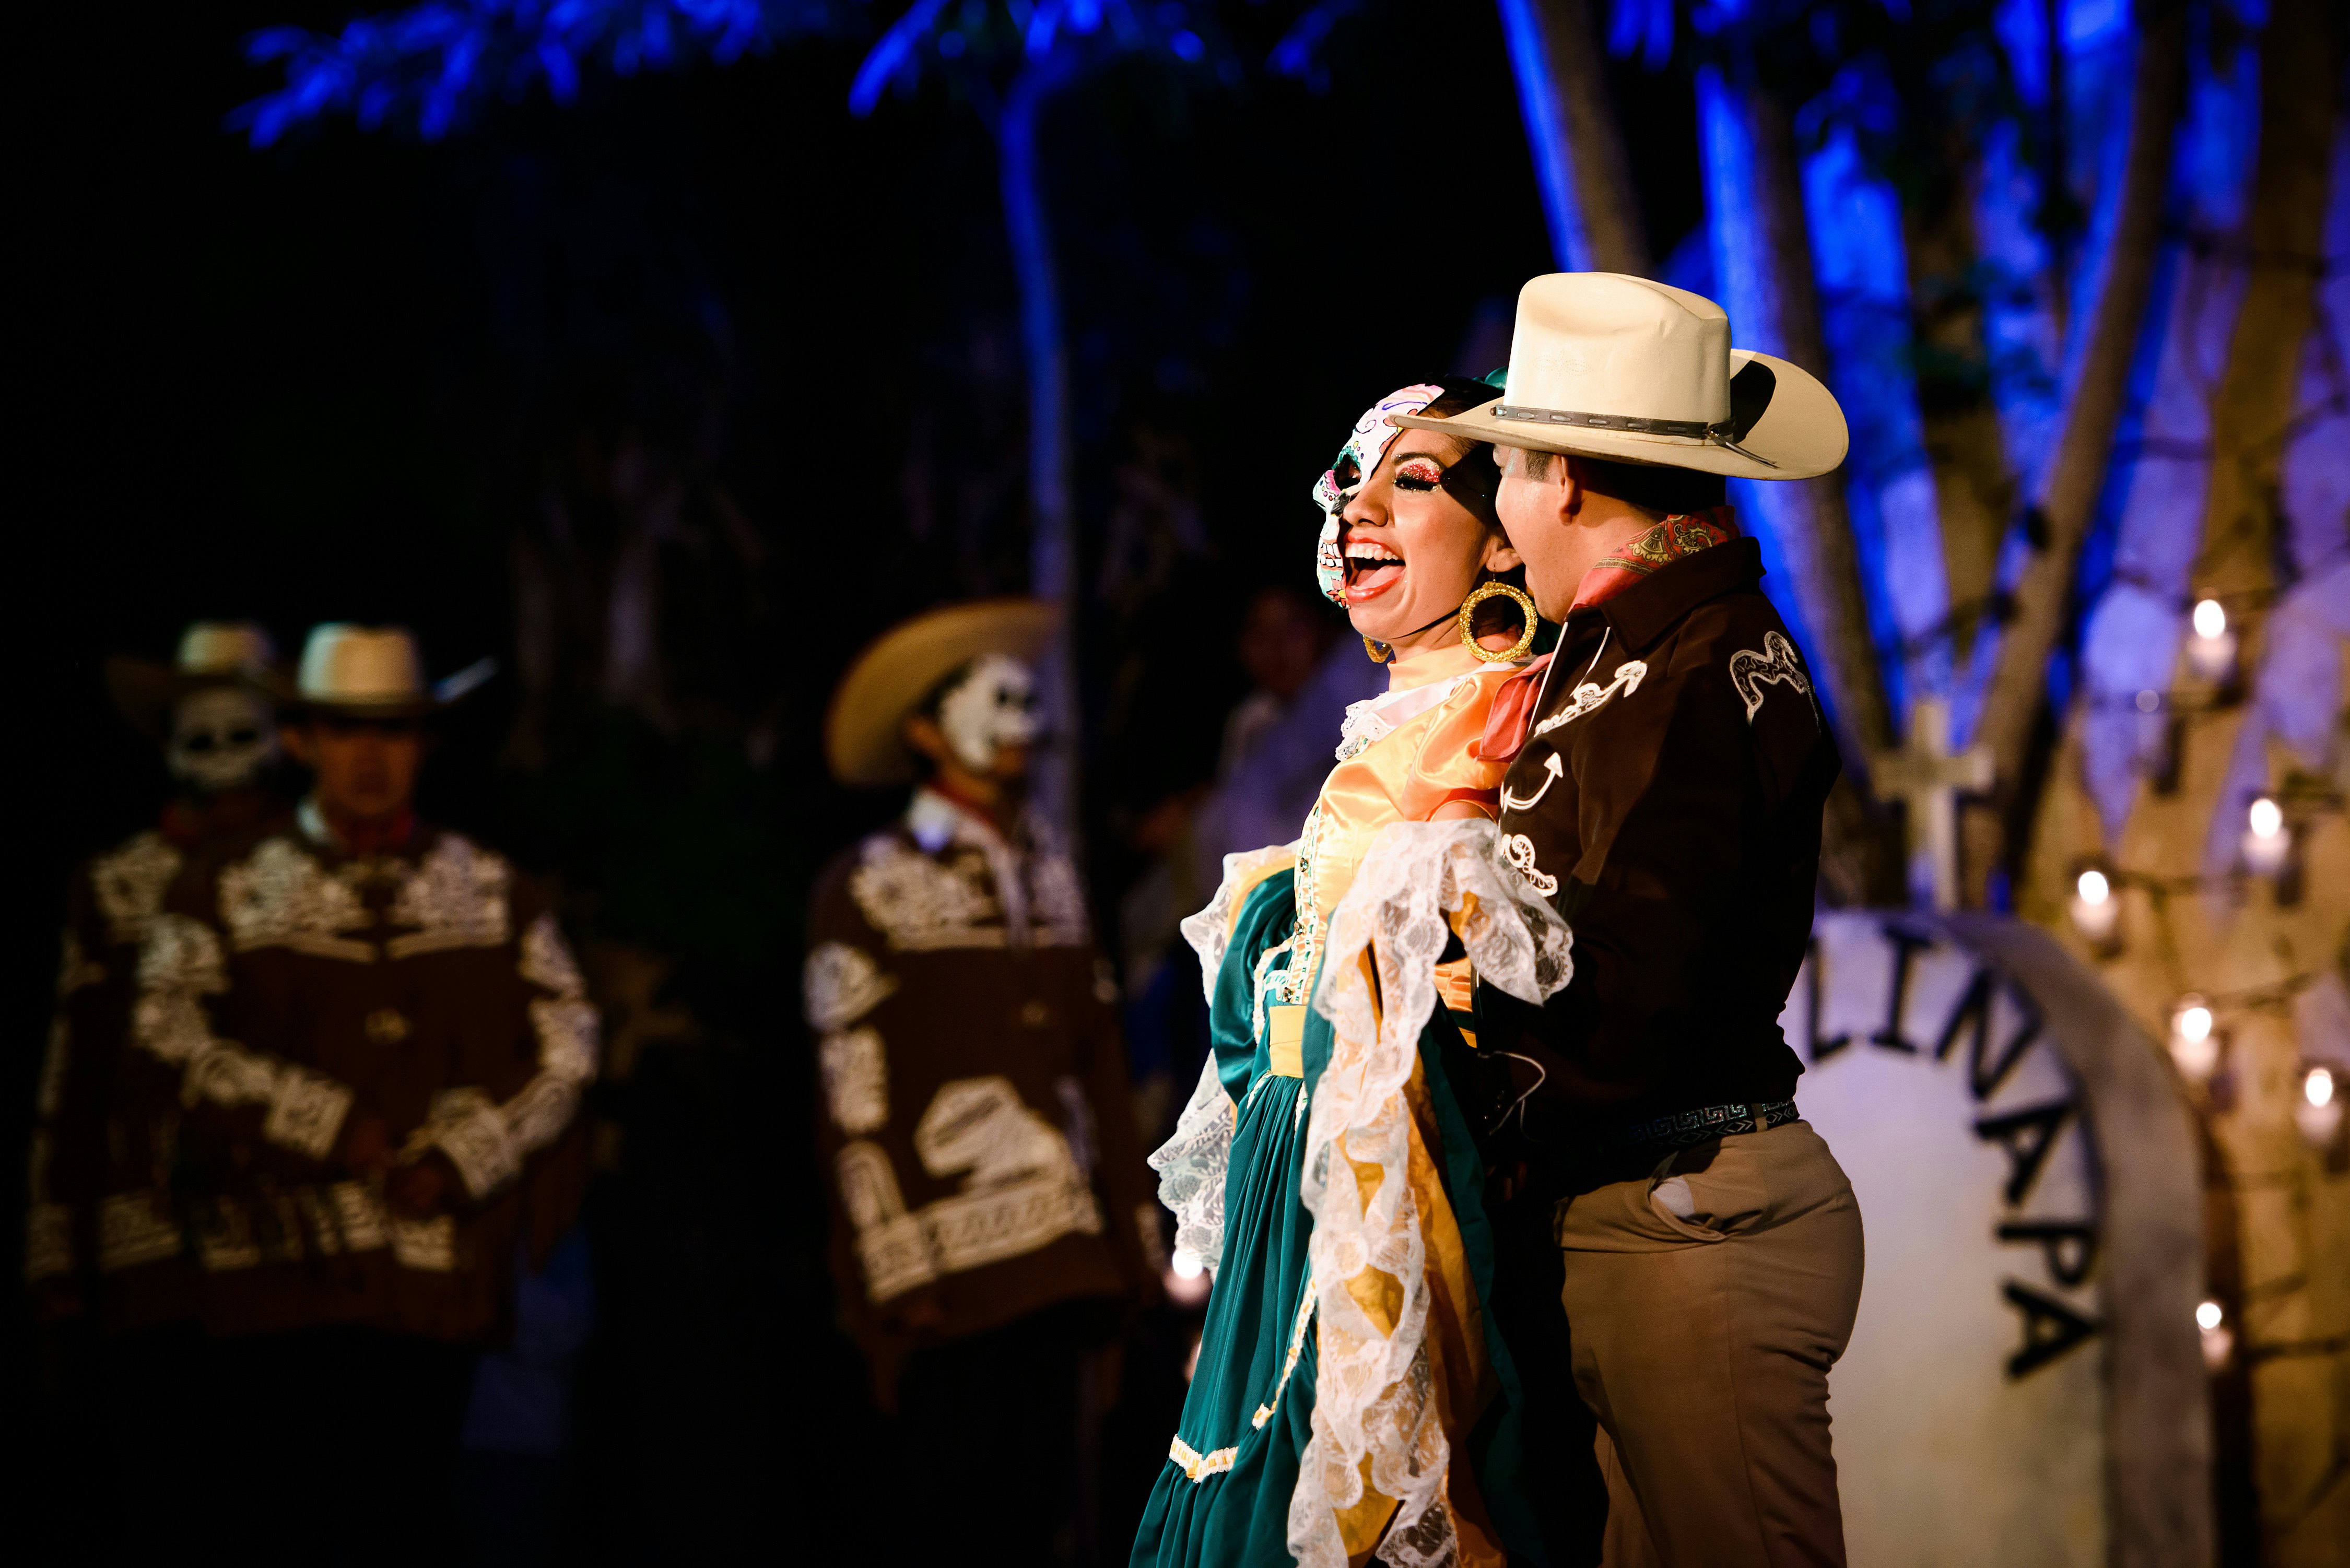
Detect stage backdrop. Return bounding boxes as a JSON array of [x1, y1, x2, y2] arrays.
[[1789, 911, 2212, 1568]]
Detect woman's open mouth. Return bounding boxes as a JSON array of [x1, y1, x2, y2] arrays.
[[1343, 538, 1405, 603]]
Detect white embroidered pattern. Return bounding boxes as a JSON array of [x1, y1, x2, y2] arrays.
[[819, 1026, 890, 1134], [1728, 630, 1813, 724], [831, 1079, 1112, 1301], [519, 912, 585, 997], [133, 914, 229, 1067], [98, 1192, 184, 1271], [1533, 658, 1649, 736], [261, 1065, 355, 1160], [836, 1140, 936, 1301], [1501, 832, 1559, 898], [385, 835, 511, 958], [803, 941, 898, 1031], [218, 840, 371, 961], [90, 831, 183, 945], [849, 835, 999, 950]]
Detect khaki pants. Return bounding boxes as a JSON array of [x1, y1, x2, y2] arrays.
[[1556, 1121, 1864, 1568]]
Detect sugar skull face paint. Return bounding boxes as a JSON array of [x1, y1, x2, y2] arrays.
[[936, 654, 1041, 773], [168, 686, 277, 795], [1311, 384, 1444, 607]]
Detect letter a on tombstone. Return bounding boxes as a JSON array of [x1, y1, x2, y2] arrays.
[[1973, 1099, 2077, 1206], [2002, 1280, 2101, 1378]]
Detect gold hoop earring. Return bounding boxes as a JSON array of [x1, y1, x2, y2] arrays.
[[1458, 581, 1539, 664], [1362, 635, 1393, 664]]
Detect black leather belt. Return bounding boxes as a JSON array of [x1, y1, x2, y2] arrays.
[[1604, 1099, 1799, 1153]]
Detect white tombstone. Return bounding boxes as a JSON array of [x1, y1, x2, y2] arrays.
[[1786, 911, 2213, 1568]]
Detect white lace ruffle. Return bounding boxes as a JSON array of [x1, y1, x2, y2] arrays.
[[1153, 840, 1302, 1279], [1288, 818, 1574, 1568], [1176, 841, 1300, 1004], [1148, 1053, 1236, 1277]]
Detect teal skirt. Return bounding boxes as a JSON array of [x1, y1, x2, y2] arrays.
[[1131, 872, 1542, 1568]]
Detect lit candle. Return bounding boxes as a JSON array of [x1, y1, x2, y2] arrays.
[[2241, 796, 2290, 876], [2184, 598, 2237, 684], [2297, 1066, 2343, 1148], [2169, 995, 2220, 1082], [2197, 1299, 2232, 1370], [2067, 868, 2120, 946]]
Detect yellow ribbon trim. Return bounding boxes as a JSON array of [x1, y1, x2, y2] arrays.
[[1169, 1436, 1238, 1482], [1267, 1005, 1306, 1079]]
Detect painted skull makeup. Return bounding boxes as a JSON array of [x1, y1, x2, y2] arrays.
[[1310, 383, 1446, 607], [936, 654, 1041, 773], [168, 686, 278, 794]]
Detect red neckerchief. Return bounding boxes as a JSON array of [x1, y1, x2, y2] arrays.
[[1475, 508, 1737, 765], [327, 808, 417, 857]]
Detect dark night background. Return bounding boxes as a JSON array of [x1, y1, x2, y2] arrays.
[[3, 1, 1714, 1553]]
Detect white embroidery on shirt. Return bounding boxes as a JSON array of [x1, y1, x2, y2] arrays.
[[820, 1026, 890, 1134], [90, 832, 184, 945], [1532, 659, 1648, 736], [217, 840, 372, 961], [1501, 832, 1559, 898], [804, 942, 899, 1031], [384, 836, 511, 958], [1500, 752, 1564, 813], [1728, 630, 1814, 725], [849, 836, 1000, 950]]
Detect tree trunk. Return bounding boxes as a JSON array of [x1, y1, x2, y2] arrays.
[[998, 66, 1080, 833], [1697, 66, 1895, 769], [2191, 0, 2340, 611], [1699, 64, 1901, 901], [1496, 0, 1649, 274], [1971, 3, 2188, 844]]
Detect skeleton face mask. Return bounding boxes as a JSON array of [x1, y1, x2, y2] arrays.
[[168, 686, 278, 795], [1311, 384, 1446, 606], [935, 655, 1041, 773]]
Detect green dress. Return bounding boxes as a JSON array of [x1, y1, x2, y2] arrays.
[[1130, 870, 1541, 1568]]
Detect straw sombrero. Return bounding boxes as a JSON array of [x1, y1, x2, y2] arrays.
[[105, 622, 284, 742], [826, 598, 1059, 788], [1393, 273, 1848, 480]]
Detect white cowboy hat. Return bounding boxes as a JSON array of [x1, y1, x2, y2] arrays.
[[105, 621, 284, 741], [826, 597, 1059, 788], [1392, 273, 1847, 480], [284, 623, 496, 719]]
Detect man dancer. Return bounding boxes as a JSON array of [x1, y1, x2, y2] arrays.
[[129, 622, 591, 1560], [27, 623, 286, 1558], [812, 598, 1157, 1567], [1399, 273, 1864, 1566]]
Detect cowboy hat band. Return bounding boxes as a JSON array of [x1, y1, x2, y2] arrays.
[[1484, 400, 1779, 468], [1391, 273, 1847, 481]]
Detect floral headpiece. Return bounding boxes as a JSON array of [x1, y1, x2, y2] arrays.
[[1310, 383, 1445, 607]]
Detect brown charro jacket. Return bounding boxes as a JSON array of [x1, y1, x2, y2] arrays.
[[1479, 538, 1842, 1165], [806, 787, 1157, 1378], [27, 820, 219, 1328], [130, 805, 595, 1341]]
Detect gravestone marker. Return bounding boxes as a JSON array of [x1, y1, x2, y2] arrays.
[[1787, 911, 2212, 1568]]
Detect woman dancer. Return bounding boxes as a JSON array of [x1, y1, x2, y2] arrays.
[[1134, 380, 1566, 1568]]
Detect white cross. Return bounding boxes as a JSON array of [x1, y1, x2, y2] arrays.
[[1872, 697, 1993, 911]]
